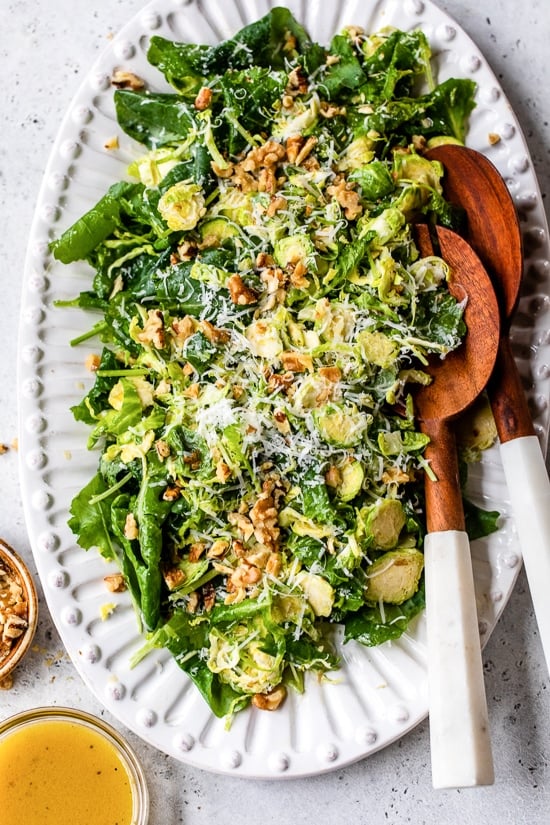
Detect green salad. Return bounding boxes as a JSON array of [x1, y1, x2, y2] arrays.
[[51, 8, 491, 718]]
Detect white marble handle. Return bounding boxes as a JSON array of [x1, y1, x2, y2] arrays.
[[424, 529, 494, 788], [499, 435, 550, 674]]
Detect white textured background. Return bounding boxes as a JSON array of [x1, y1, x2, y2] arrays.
[[2, 1, 550, 822]]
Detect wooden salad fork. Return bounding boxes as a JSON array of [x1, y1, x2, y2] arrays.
[[413, 223, 499, 788]]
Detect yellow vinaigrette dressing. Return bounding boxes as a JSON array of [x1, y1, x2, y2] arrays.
[[0, 717, 136, 825]]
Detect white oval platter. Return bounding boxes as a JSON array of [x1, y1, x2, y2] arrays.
[[18, 0, 550, 778]]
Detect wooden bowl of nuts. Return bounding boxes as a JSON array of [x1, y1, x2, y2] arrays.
[[0, 538, 38, 687]]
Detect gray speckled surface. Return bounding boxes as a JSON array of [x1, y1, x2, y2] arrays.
[[2, 1, 550, 822]]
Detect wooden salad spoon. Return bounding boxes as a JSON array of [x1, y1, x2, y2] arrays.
[[427, 144, 550, 676], [414, 223, 500, 788]]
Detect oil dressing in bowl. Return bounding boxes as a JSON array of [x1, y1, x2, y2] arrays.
[[0, 707, 149, 824]]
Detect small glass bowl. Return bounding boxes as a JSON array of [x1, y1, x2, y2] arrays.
[[0, 538, 38, 683], [0, 706, 149, 824]]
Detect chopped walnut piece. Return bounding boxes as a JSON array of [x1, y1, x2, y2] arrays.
[[306, 153, 322, 172], [232, 540, 247, 558], [256, 251, 275, 268], [260, 265, 287, 294], [224, 585, 247, 605], [172, 315, 196, 344], [207, 539, 230, 559], [230, 165, 257, 192], [285, 134, 304, 164], [155, 440, 171, 461], [280, 351, 313, 373], [286, 67, 308, 96], [264, 369, 296, 396], [85, 353, 101, 372], [104, 573, 126, 593], [318, 366, 342, 383], [411, 134, 427, 152], [2, 614, 26, 639], [202, 582, 216, 611], [257, 167, 277, 194], [176, 240, 198, 261], [382, 467, 411, 485], [266, 194, 288, 218], [265, 552, 282, 578], [252, 685, 287, 711], [246, 546, 272, 569], [188, 542, 207, 562], [230, 561, 262, 589], [488, 132, 501, 145], [104, 135, 119, 150], [249, 489, 280, 551], [154, 379, 171, 398], [162, 485, 181, 502], [199, 319, 230, 344], [325, 465, 342, 488], [111, 69, 144, 90], [164, 566, 186, 590], [123, 513, 139, 540], [183, 449, 202, 470], [0, 673, 13, 690], [0, 444, 8, 455], [194, 86, 213, 110], [227, 274, 259, 305], [216, 460, 232, 483], [186, 591, 200, 613], [228, 512, 255, 542], [241, 140, 286, 172], [319, 100, 346, 118], [327, 180, 363, 220], [273, 409, 291, 435], [294, 136, 317, 166], [182, 382, 200, 399], [137, 309, 165, 349], [289, 260, 310, 289]]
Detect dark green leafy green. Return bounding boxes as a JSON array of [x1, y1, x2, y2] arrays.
[[133, 468, 174, 629], [299, 469, 339, 525], [68, 473, 118, 561], [50, 181, 141, 264], [71, 348, 120, 425], [343, 583, 426, 646], [463, 498, 500, 541], [148, 7, 325, 78], [219, 67, 287, 152], [320, 33, 366, 99], [360, 29, 432, 100], [114, 91, 196, 149], [135, 610, 249, 717], [415, 290, 467, 350]]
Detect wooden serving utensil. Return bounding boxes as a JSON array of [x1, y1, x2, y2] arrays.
[[427, 144, 550, 677], [414, 223, 500, 788]]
